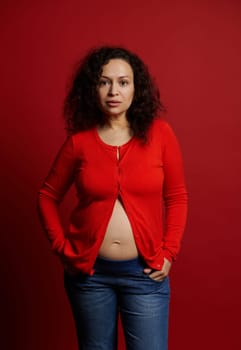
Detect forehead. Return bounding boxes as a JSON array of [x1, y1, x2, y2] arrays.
[[101, 59, 133, 77]]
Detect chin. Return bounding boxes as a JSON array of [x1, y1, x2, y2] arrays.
[[105, 111, 126, 118]]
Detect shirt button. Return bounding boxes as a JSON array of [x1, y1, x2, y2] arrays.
[[156, 264, 161, 268]]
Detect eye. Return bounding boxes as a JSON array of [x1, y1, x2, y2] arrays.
[[98, 79, 110, 87], [119, 80, 129, 86]]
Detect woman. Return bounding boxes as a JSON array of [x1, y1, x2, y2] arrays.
[[37, 46, 188, 350]]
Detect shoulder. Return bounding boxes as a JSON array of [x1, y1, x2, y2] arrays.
[[151, 117, 172, 133], [148, 117, 181, 150], [69, 127, 96, 154], [149, 117, 174, 141], [71, 128, 95, 143]]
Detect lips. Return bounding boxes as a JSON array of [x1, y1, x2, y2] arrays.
[[106, 100, 121, 107]]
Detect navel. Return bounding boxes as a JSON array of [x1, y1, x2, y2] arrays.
[[113, 240, 121, 245]]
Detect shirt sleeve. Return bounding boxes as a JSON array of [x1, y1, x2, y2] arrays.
[[36, 135, 77, 256], [161, 122, 188, 262]]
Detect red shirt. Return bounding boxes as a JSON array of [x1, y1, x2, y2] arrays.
[[37, 118, 188, 275]]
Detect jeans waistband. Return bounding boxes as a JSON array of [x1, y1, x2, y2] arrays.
[[94, 256, 146, 274]]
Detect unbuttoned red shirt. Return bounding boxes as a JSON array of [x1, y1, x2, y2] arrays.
[[37, 118, 188, 275]]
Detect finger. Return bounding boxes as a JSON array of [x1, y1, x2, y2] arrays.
[[153, 276, 167, 281], [149, 270, 165, 279], [149, 274, 167, 282], [143, 268, 152, 274]]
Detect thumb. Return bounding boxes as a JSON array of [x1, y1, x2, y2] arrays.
[[143, 268, 152, 274]]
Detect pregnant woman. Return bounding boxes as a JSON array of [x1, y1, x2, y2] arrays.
[[37, 46, 188, 350]]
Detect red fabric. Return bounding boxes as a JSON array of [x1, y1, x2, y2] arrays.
[[37, 117, 188, 275]]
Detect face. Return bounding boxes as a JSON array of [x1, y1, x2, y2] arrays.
[[96, 59, 135, 120]]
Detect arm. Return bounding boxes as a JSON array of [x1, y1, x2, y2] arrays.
[[144, 121, 188, 280], [161, 121, 188, 263], [36, 135, 77, 256]]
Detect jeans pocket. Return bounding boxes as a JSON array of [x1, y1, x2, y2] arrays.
[[63, 268, 85, 281], [132, 270, 162, 283], [143, 272, 170, 285]]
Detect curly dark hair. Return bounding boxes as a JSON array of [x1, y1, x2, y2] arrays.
[[63, 46, 166, 141]]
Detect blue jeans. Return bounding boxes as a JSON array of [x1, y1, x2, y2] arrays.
[[64, 257, 170, 350]]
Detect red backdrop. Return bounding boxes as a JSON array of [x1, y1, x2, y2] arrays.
[[1, 0, 241, 349]]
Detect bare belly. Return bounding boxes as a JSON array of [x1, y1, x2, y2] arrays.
[[98, 198, 139, 260]]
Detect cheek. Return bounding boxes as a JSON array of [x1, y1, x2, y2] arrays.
[[128, 89, 135, 104], [124, 84, 134, 97], [97, 90, 105, 104]]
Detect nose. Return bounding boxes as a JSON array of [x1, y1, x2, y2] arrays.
[[108, 82, 119, 96]]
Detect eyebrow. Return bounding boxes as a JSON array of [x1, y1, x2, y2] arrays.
[[100, 75, 130, 79]]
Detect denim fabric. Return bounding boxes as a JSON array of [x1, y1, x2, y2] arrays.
[[64, 257, 170, 350]]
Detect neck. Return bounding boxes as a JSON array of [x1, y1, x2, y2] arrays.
[[103, 115, 130, 130]]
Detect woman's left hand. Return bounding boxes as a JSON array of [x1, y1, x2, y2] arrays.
[[143, 258, 172, 281]]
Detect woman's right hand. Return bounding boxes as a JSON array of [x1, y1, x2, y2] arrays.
[[59, 254, 79, 276]]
